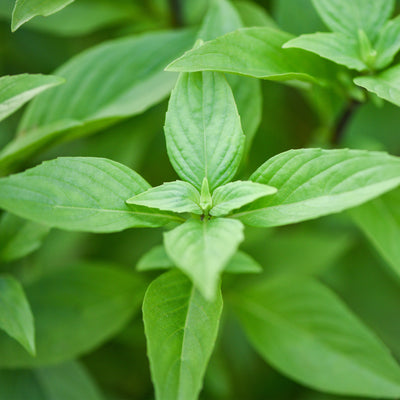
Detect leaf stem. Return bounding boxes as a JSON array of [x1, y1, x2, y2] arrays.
[[331, 99, 361, 145], [169, 0, 183, 27]]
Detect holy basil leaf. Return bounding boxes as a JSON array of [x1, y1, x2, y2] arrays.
[[233, 275, 400, 397], [211, 181, 277, 217], [355, 65, 400, 107], [126, 180, 201, 215], [0, 275, 35, 356], [234, 148, 400, 227], [0, 361, 105, 400], [143, 270, 222, 400], [312, 0, 394, 41], [0, 157, 181, 233], [0, 74, 63, 123], [164, 218, 244, 299], [283, 32, 367, 71], [0, 262, 145, 368], [166, 27, 338, 86], [138, 245, 262, 274], [349, 188, 400, 277], [0, 213, 50, 263], [197, 0, 262, 148], [12, 0, 75, 31], [234, 0, 277, 28], [375, 16, 400, 70], [165, 71, 244, 191]]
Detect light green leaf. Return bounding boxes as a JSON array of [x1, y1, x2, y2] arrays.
[[126, 180, 201, 215], [0, 74, 63, 123], [0, 213, 50, 262], [165, 71, 244, 191], [234, 0, 277, 28], [211, 181, 277, 217], [375, 16, 400, 70], [284, 32, 367, 71], [197, 0, 262, 150], [164, 218, 244, 299], [233, 275, 400, 397], [0, 275, 35, 355], [312, 0, 394, 41], [0, 262, 145, 367], [6, 30, 194, 168], [0, 157, 181, 233], [349, 187, 400, 277], [138, 245, 262, 274], [355, 65, 400, 107], [143, 270, 223, 400], [11, 0, 75, 31], [0, 361, 105, 400], [234, 148, 400, 227], [166, 27, 339, 86]]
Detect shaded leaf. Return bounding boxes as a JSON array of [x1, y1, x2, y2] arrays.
[[233, 275, 400, 397], [375, 16, 400, 70]]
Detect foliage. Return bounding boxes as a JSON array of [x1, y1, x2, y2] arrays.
[[1, 0, 400, 399]]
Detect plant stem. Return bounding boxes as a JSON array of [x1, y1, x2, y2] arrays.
[[169, 0, 183, 27], [331, 99, 361, 145]]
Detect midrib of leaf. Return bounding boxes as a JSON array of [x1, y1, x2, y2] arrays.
[[177, 285, 196, 400], [202, 75, 208, 181], [236, 296, 400, 387]]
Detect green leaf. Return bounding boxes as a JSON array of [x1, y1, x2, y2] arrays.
[[234, 148, 400, 227], [211, 181, 277, 217], [143, 270, 223, 400], [164, 218, 244, 299], [312, 0, 394, 41], [234, 1, 277, 28], [375, 16, 400, 70], [0, 213, 50, 262], [166, 27, 339, 86], [0, 361, 105, 400], [0, 74, 63, 123], [126, 180, 201, 215], [0, 262, 145, 367], [355, 65, 400, 107], [138, 245, 262, 274], [165, 71, 244, 191], [7, 30, 194, 167], [0, 157, 181, 233], [283, 32, 367, 71], [196, 0, 262, 151], [233, 275, 400, 397], [349, 187, 400, 277], [0, 275, 35, 355], [11, 0, 75, 31]]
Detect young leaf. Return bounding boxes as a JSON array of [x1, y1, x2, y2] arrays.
[[234, 1, 277, 28], [12, 0, 75, 31], [234, 148, 400, 227], [0, 74, 63, 122], [211, 181, 277, 217], [197, 0, 262, 149], [355, 65, 400, 107], [312, 0, 394, 41], [166, 27, 339, 86], [165, 71, 245, 191], [0, 263, 145, 367], [143, 270, 223, 400], [0, 213, 50, 263], [138, 245, 262, 274], [232, 275, 400, 397], [127, 181, 201, 214], [0, 275, 35, 355], [164, 218, 244, 299], [375, 16, 400, 70], [0, 157, 181, 233], [0, 361, 105, 400], [349, 188, 400, 277], [283, 32, 367, 71]]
